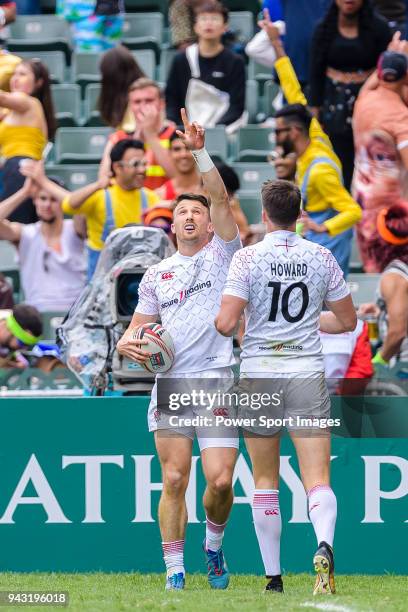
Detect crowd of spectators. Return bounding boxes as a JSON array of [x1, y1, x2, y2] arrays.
[[0, 0, 407, 376]]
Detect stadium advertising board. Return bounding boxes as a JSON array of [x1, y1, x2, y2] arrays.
[[0, 398, 406, 574]]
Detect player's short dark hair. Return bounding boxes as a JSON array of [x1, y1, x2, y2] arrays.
[[13, 304, 43, 338], [261, 179, 301, 227], [169, 132, 184, 145], [174, 193, 211, 211], [194, 1, 229, 23], [110, 139, 145, 175], [275, 103, 312, 135]]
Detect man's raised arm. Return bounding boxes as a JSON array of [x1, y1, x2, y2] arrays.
[[176, 108, 238, 241]]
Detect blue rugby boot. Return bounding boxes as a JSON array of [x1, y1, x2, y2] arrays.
[[165, 572, 185, 591], [203, 539, 230, 589]]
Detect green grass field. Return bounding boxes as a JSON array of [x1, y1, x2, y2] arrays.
[[0, 574, 406, 612]]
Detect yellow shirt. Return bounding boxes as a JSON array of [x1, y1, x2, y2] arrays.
[[0, 123, 46, 160], [62, 183, 160, 251], [275, 56, 362, 236]]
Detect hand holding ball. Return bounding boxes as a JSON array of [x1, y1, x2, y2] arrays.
[[131, 323, 175, 373]]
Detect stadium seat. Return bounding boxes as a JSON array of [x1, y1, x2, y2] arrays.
[[205, 127, 228, 161], [131, 49, 156, 80], [51, 84, 81, 127], [71, 52, 100, 93], [229, 11, 254, 43], [72, 49, 156, 95], [45, 164, 99, 191], [125, 0, 167, 16], [248, 59, 273, 95], [238, 195, 262, 224], [54, 127, 112, 164], [83, 83, 103, 127], [347, 273, 380, 306], [235, 125, 275, 162], [245, 79, 259, 124], [223, 0, 259, 19], [122, 12, 164, 61], [233, 163, 275, 194], [157, 48, 177, 83], [18, 51, 66, 84], [264, 79, 281, 117], [8, 15, 72, 64]]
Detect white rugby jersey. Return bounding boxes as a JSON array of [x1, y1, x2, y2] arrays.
[[136, 232, 241, 374], [224, 230, 350, 373]]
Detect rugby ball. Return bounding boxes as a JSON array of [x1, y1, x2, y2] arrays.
[[132, 323, 175, 373]]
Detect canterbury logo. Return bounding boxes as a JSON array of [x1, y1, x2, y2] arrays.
[[264, 509, 279, 516], [213, 407, 228, 417], [161, 272, 174, 280]]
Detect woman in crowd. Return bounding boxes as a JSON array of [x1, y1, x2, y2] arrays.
[[0, 59, 56, 223], [309, 0, 391, 190], [98, 44, 145, 131]]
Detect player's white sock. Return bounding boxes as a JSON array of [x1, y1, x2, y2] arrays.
[[162, 540, 185, 577], [307, 484, 337, 547], [252, 489, 281, 576], [205, 517, 226, 552]]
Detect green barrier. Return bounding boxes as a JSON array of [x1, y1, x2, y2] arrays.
[[0, 397, 406, 574], [0, 368, 81, 391]]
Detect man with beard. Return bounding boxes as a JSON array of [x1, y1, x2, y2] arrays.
[[260, 11, 362, 275], [0, 162, 86, 313]]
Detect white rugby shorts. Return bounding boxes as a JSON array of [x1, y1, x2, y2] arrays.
[[148, 367, 239, 451]]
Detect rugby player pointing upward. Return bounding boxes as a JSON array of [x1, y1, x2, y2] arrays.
[[117, 109, 241, 591], [215, 179, 357, 595]]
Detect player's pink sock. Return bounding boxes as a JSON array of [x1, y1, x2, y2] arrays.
[[252, 489, 281, 576], [162, 540, 185, 576], [205, 517, 227, 552], [307, 485, 337, 547]]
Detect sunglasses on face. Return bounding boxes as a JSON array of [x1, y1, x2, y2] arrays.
[[118, 159, 147, 169]]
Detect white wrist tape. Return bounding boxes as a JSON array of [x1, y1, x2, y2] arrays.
[[192, 148, 214, 173], [0, 8, 5, 28]]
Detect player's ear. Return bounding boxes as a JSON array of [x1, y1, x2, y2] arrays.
[[207, 220, 214, 233], [261, 209, 268, 224], [170, 222, 176, 235]]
